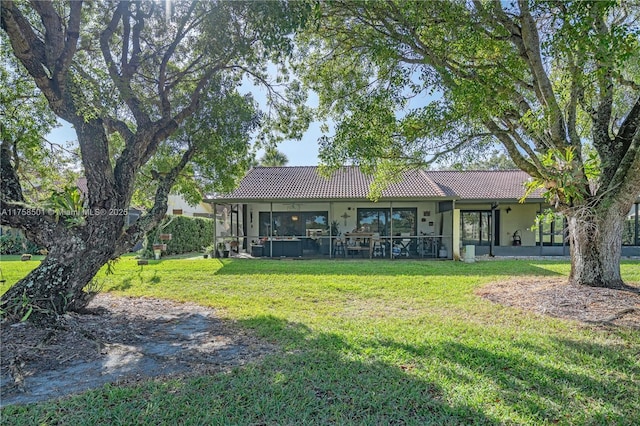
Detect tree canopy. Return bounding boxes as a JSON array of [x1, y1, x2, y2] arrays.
[[298, 0, 640, 287], [0, 0, 310, 321], [259, 147, 289, 167], [1, 36, 80, 204]]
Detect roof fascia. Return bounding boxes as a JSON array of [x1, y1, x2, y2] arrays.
[[205, 196, 457, 204]]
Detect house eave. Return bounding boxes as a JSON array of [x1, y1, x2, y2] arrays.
[[205, 196, 456, 204]]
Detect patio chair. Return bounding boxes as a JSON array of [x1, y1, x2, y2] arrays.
[[371, 233, 386, 258], [333, 238, 345, 257], [346, 235, 368, 258], [398, 233, 411, 257]]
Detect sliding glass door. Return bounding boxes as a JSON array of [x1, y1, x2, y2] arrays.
[[356, 208, 416, 236], [460, 211, 499, 246]]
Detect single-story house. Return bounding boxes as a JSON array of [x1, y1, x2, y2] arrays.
[[209, 166, 640, 259]]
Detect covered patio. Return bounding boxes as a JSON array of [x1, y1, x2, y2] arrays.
[[209, 167, 640, 259]]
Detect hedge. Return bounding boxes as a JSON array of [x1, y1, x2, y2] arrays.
[[0, 232, 43, 255], [147, 215, 215, 256]]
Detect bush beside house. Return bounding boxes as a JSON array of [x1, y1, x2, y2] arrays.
[[146, 216, 214, 256], [0, 231, 43, 255]]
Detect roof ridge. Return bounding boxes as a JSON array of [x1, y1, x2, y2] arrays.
[[418, 169, 447, 197]]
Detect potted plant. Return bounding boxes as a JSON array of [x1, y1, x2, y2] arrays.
[[202, 244, 215, 258], [217, 242, 226, 258], [152, 243, 167, 251], [330, 220, 340, 236]]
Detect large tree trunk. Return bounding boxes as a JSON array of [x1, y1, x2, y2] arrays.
[[1, 248, 112, 322], [0, 214, 125, 323], [566, 206, 626, 289]]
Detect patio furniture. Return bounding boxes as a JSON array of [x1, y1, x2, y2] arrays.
[[333, 238, 345, 257], [265, 238, 303, 257], [371, 233, 386, 258], [419, 235, 439, 258], [396, 233, 411, 257], [344, 232, 374, 258]]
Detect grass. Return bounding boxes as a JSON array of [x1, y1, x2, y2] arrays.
[[1, 257, 639, 425]]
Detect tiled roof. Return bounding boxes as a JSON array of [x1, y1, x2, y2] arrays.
[[215, 166, 447, 201], [426, 170, 544, 200], [213, 167, 545, 202]]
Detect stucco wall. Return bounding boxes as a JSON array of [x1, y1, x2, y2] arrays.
[[166, 194, 213, 217], [455, 202, 541, 246]]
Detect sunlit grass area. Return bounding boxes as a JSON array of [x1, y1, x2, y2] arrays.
[[2, 257, 639, 425]]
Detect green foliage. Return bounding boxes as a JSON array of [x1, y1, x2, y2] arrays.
[[259, 147, 289, 167], [521, 147, 601, 205], [1, 32, 79, 203], [146, 216, 214, 256], [0, 232, 42, 255], [44, 186, 86, 227], [450, 150, 517, 171], [297, 1, 640, 209]]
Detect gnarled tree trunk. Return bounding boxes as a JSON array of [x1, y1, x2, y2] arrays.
[[566, 205, 626, 289], [0, 206, 129, 322], [1, 247, 113, 321]]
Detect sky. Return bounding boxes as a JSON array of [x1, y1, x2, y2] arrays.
[[47, 71, 324, 167], [47, 118, 322, 167]]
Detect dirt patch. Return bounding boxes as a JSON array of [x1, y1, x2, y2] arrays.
[[477, 277, 640, 328], [1, 294, 275, 407], [3, 280, 639, 407]]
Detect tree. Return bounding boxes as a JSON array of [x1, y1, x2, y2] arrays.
[[298, 0, 640, 288], [1, 36, 80, 204], [259, 146, 289, 166], [449, 150, 517, 171], [1, 0, 309, 322]]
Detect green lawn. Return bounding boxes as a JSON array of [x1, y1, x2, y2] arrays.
[[2, 257, 639, 425]]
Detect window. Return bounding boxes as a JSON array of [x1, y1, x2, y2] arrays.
[[356, 208, 416, 236], [623, 203, 639, 246], [259, 211, 328, 237], [535, 213, 567, 246], [461, 211, 493, 246]]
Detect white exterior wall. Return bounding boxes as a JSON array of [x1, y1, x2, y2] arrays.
[[498, 203, 540, 246], [455, 202, 541, 247], [166, 194, 214, 217]]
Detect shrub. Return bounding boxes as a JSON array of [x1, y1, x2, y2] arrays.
[[145, 216, 215, 256], [0, 232, 42, 255]]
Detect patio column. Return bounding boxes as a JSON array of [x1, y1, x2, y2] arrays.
[[213, 202, 217, 255], [269, 202, 273, 258], [329, 201, 333, 259], [539, 203, 544, 256], [390, 201, 394, 259], [452, 206, 460, 260], [490, 203, 496, 257], [634, 203, 640, 246]]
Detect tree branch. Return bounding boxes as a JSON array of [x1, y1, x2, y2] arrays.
[[484, 119, 543, 178], [517, 0, 566, 149], [115, 143, 198, 254]]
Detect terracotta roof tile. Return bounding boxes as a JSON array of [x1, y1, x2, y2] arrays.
[[216, 166, 446, 201], [426, 170, 544, 200], [213, 167, 544, 201]]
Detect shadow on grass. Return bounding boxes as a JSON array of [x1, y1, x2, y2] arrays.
[[354, 335, 640, 425], [4, 313, 638, 424], [212, 258, 566, 278], [169, 315, 504, 424], [232, 315, 638, 425]]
